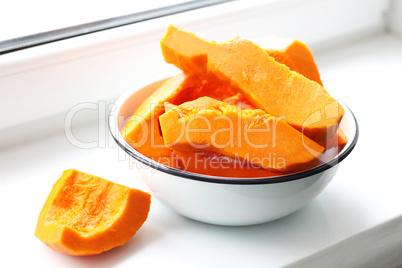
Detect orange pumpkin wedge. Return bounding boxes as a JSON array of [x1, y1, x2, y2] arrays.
[[121, 72, 202, 157], [160, 25, 344, 142], [318, 127, 348, 150], [121, 72, 238, 158], [159, 97, 324, 172], [35, 169, 151, 256], [252, 36, 323, 86]]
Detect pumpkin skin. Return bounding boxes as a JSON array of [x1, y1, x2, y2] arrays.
[[35, 169, 151, 256]]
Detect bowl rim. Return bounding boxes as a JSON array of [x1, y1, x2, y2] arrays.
[[109, 77, 359, 185]]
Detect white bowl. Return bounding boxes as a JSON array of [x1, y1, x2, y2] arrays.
[[109, 77, 359, 226]]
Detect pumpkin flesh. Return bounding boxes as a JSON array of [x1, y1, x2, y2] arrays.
[[35, 169, 151, 256]]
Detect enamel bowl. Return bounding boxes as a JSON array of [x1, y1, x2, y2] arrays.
[[109, 77, 358, 226]]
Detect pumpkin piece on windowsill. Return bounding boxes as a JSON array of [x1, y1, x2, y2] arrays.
[[35, 169, 151, 256]]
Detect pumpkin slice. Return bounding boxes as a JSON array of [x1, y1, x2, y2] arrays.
[[318, 127, 347, 150], [160, 25, 344, 142], [161, 103, 278, 177], [35, 169, 151, 256], [252, 36, 323, 86], [121, 72, 238, 158], [159, 97, 324, 172], [121, 72, 202, 157]]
